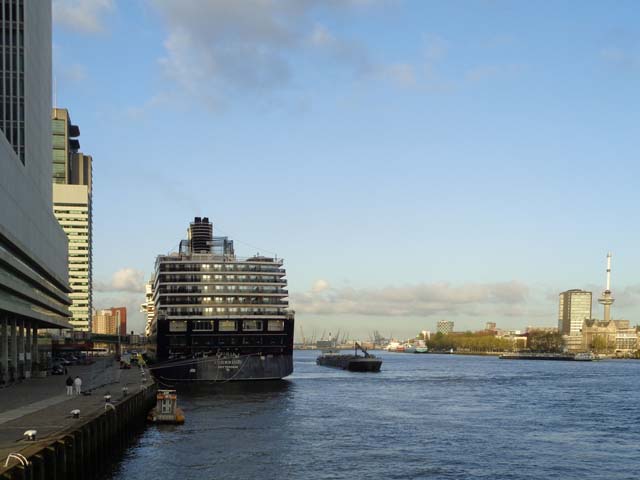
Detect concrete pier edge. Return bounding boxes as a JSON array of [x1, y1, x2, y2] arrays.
[[0, 381, 157, 480]]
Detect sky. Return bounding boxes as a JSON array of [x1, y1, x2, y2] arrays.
[[52, 0, 640, 339]]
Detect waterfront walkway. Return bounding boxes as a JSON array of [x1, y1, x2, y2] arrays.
[[0, 358, 151, 465]]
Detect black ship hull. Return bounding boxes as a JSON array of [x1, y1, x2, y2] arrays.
[[151, 353, 293, 382]]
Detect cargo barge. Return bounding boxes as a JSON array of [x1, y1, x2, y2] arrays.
[[146, 217, 294, 382], [316, 344, 382, 372]]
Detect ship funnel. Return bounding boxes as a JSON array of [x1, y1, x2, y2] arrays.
[[189, 217, 213, 253]]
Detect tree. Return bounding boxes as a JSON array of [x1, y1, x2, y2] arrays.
[[527, 331, 564, 353], [590, 335, 613, 354]]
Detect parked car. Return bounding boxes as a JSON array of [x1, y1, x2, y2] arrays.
[[51, 364, 65, 375]]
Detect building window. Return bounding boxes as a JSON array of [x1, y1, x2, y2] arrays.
[[218, 320, 236, 332], [52, 119, 66, 134], [268, 320, 285, 332], [243, 320, 263, 332], [169, 321, 187, 332]]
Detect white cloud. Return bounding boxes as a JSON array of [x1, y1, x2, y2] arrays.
[[95, 268, 146, 293], [312, 279, 330, 293], [291, 280, 530, 317], [53, 0, 115, 34], [307, 23, 372, 74], [309, 24, 335, 47], [149, 0, 385, 105]]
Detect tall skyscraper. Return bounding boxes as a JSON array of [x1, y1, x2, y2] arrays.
[[52, 108, 93, 331], [0, 2, 72, 384], [92, 307, 127, 335], [558, 289, 592, 336], [141, 280, 155, 336], [437, 320, 454, 334]]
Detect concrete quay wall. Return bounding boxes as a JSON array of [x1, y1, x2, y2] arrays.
[[0, 384, 157, 480]]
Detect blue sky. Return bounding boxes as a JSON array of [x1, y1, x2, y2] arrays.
[[52, 0, 640, 338]]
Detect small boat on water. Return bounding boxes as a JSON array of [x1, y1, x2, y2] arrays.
[[148, 389, 185, 424], [316, 343, 382, 372], [415, 347, 428, 354]]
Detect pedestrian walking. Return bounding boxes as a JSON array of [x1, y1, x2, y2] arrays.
[[73, 376, 82, 395], [65, 376, 73, 395]]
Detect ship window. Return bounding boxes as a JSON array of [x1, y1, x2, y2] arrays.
[[268, 320, 285, 332], [168, 336, 187, 345], [243, 320, 263, 332], [193, 335, 214, 345], [169, 321, 187, 332], [193, 320, 213, 331], [219, 320, 236, 332]]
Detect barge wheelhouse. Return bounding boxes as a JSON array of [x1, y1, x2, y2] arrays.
[[147, 217, 294, 382]]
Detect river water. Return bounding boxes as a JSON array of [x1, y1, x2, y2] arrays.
[[108, 351, 639, 480]]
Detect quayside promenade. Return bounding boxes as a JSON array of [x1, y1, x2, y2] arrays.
[[0, 358, 156, 479]]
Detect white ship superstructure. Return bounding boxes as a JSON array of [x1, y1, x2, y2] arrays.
[[148, 217, 294, 381]]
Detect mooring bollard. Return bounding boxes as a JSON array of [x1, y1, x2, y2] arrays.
[[23, 430, 37, 441], [71, 409, 81, 419]]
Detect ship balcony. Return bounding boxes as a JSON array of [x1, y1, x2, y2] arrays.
[[157, 289, 288, 296], [159, 265, 285, 273], [157, 278, 287, 285], [158, 271, 286, 280], [159, 298, 289, 307], [157, 256, 284, 266], [162, 310, 289, 318]]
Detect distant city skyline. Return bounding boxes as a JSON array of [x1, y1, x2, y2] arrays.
[[52, 0, 640, 336]]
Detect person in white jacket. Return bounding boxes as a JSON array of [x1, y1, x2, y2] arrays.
[[73, 376, 82, 395]]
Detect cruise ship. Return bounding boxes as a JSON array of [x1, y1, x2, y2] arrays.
[[146, 217, 294, 382]]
